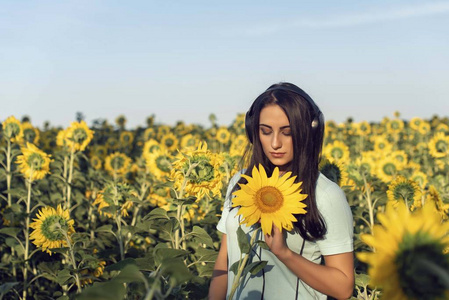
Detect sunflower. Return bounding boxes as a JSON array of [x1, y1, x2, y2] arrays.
[[435, 123, 449, 134], [106, 137, 119, 150], [389, 150, 408, 169], [232, 165, 307, 235], [119, 131, 134, 146], [30, 205, 75, 255], [1, 116, 23, 142], [409, 117, 423, 131], [104, 152, 132, 176], [357, 202, 449, 300], [230, 134, 249, 157], [16, 142, 52, 181], [372, 136, 393, 153], [115, 115, 127, 129], [418, 121, 431, 136], [353, 121, 372, 136], [411, 170, 428, 189], [90, 155, 102, 170], [216, 126, 231, 144], [64, 121, 94, 151], [21, 122, 40, 145], [319, 157, 349, 187], [160, 132, 179, 152], [387, 176, 422, 209], [80, 260, 106, 286], [386, 118, 404, 134], [93, 186, 134, 218], [323, 140, 350, 162], [143, 127, 156, 141], [92, 145, 108, 158], [56, 129, 68, 148], [180, 134, 199, 150], [375, 156, 403, 183], [428, 132, 449, 158], [171, 142, 224, 199], [145, 148, 173, 179], [356, 154, 376, 177], [426, 185, 449, 220]]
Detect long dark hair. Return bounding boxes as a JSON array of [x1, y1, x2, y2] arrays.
[[235, 82, 326, 241]]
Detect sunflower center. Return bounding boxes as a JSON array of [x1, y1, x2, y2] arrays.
[[435, 140, 448, 153], [24, 128, 37, 143], [73, 128, 88, 144], [255, 186, 284, 213], [164, 138, 174, 148], [41, 215, 70, 241], [395, 232, 449, 300], [382, 163, 396, 176], [27, 153, 45, 170], [331, 148, 344, 160], [155, 155, 171, 172]]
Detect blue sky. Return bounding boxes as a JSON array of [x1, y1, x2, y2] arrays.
[[1, 0, 449, 128]]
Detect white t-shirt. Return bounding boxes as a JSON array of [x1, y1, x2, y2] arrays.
[[217, 171, 354, 300]]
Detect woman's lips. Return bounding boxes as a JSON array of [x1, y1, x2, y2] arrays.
[[270, 152, 285, 158]]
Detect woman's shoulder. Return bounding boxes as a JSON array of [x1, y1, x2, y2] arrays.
[[315, 173, 348, 206]]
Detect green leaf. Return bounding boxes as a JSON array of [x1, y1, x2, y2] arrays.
[[144, 208, 169, 221], [0, 227, 21, 237], [56, 269, 72, 286], [255, 240, 270, 250], [229, 260, 241, 275], [171, 196, 197, 205], [0, 282, 19, 298], [114, 264, 144, 284], [237, 226, 250, 254], [104, 258, 136, 272], [355, 273, 371, 287], [96, 224, 113, 232], [245, 260, 268, 275], [134, 252, 155, 271], [154, 245, 188, 266], [160, 258, 193, 285], [190, 226, 214, 248], [3, 188, 27, 198], [75, 281, 126, 300]]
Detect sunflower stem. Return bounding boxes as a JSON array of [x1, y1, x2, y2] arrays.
[[22, 173, 32, 300], [362, 174, 375, 233], [60, 226, 82, 293], [228, 228, 260, 300], [5, 139, 17, 278], [66, 146, 75, 213]]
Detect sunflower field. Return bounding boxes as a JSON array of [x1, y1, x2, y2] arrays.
[[1, 112, 449, 300]]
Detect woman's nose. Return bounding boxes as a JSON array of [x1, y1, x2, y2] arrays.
[[271, 134, 282, 149]]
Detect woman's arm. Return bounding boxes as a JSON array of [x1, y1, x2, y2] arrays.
[[264, 226, 354, 300], [208, 234, 228, 300]]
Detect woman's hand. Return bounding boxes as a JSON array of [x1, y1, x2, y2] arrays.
[[264, 225, 291, 259]]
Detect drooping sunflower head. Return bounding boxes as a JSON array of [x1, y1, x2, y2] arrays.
[[323, 140, 350, 162], [90, 155, 103, 170], [426, 185, 449, 220], [319, 157, 348, 187], [21, 122, 40, 145], [387, 176, 422, 209], [65, 121, 94, 152], [16, 142, 52, 181], [428, 132, 449, 158], [357, 202, 449, 300], [145, 148, 173, 179], [171, 142, 224, 199], [30, 205, 75, 255], [93, 183, 136, 218], [143, 127, 156, 141], [1, 116, 24, 143], [104, 152, 132, 176], [232, 165, 307, 235], [411, 171, 428, 189]]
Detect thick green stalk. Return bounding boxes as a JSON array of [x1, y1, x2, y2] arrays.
[[66, 147, 75, 212], [228, 228, 260, 300], [23, 173, 32, 300]]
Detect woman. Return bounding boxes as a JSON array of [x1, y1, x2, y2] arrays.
[[209, 82, 354, 299]]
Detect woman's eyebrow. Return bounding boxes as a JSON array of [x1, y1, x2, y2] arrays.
[[259, 124, 291, 130]]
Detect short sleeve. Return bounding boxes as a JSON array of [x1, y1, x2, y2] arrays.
[[315, 175, 354, 256], [216, 171, 242, 234]]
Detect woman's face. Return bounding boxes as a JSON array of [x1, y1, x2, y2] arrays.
[[258, 104, 294, 173]]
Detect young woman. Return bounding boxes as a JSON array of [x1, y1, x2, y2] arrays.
[[209, 82, 354, 299]]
